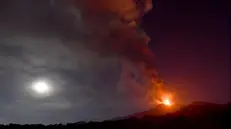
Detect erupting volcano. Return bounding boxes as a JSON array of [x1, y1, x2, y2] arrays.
[[52, 0, 178, 108], [162, 99, 172, 106], [0, 0, 229, 125]]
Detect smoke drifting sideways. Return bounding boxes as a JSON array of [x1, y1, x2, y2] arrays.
[[52, 0, 164, 106]]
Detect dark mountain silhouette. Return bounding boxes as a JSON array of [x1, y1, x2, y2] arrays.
[[173, 101, 231, 116], [112, 103, 184, 120], [0, 101, 230, 129], [114, 101, 231, 119]]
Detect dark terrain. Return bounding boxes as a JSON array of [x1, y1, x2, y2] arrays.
[[1, 101, 230, 129]]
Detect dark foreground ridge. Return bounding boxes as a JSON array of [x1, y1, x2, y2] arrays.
[[1, 101, 231, 129]]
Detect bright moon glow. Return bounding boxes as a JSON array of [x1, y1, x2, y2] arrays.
[[32, 81, 51, 94]]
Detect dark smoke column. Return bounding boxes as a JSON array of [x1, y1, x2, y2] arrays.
[[51, 0, 161, 107]]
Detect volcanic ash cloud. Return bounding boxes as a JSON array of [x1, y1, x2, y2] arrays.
[[53, 0, 162, 106]]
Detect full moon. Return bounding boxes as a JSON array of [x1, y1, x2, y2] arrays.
[[32, 80, 52, 95]]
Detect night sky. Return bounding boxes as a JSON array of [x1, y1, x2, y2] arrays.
[[142, 0, 230, 104], [0, 0, 230, 124]]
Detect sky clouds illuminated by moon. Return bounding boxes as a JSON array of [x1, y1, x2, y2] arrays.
[[0, 0, 147, 124], [0, 31, 132, 124]]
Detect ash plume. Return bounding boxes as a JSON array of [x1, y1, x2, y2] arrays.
[[51, 0, 163, 106]]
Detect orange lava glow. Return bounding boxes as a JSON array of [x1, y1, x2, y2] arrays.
[[155, 93, 174, 107], [162, 99, 172, 106]]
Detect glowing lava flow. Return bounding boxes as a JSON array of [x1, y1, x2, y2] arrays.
[[162, 98, 172, 106], [155, 93, 174, 107]]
